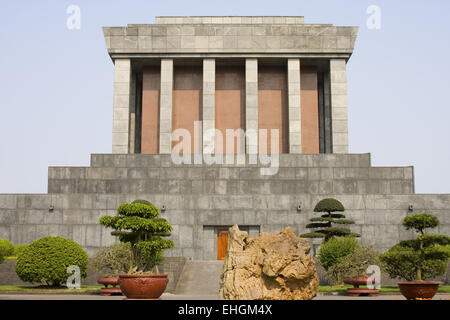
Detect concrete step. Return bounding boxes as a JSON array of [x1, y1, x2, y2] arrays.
[[47, 164, 415, 195], [175, 260, 224, 295], [89, 153, 372, 168]]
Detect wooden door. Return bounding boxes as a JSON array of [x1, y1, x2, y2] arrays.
[[217, 229, 229, 260]]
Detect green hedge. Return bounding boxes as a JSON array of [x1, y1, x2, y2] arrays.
[[0, 239, 14, 262], [15, 237, 88, 286]]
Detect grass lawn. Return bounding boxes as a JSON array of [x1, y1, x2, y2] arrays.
[[0, 285, 103, 294], [319, 285, 450, 294]]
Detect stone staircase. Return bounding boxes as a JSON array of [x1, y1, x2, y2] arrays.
[[174, 260, 224, 296]]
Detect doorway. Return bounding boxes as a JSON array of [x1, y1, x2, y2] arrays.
[[217, 229, 229, 260]]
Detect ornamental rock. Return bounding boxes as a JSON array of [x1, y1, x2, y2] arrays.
[[220, 225, 319, 300]]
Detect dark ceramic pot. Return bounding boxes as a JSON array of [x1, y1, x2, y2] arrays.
[[118, 274, 169, 299], [398, 281, 442, 300]]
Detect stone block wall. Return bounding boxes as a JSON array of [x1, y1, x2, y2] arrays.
[[0, 153, 449, 261]]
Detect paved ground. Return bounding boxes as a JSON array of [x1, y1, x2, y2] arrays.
[[0, 293, 449, 300]]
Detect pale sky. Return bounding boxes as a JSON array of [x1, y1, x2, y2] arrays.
[[0, 0, 449, 194]]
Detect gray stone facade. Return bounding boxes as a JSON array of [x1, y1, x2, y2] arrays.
[[1, 153, 449, 259]]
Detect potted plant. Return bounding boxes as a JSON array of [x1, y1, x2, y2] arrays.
[[99, 199, 174, 299], [380, 212, 450, 300], [90, 243, 133, 296]]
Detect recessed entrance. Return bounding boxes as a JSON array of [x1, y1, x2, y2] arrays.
[[203, 225, 260, 260]]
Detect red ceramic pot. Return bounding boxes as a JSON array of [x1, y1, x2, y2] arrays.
[[118, 274, 169, 299], [97, 277, 120, 287], [397, 281, 442, 300], [344, 277, 374, 288]]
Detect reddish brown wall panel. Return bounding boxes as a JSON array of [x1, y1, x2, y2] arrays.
[[141, 67, 160, 154], [215, 66, 245, 154], [258, 65, 288, 154], [301, 68, 319, 154], [172, 66, 203, 154]]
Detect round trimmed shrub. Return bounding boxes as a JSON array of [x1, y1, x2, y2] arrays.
[[318, 236, 359, 271], [15, 237, 89, 286], [0, 239, 14, 262]]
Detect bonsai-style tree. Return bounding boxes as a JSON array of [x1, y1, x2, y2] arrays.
[[300, 198, 360, 241], [90, 243, 133, 277], [327, 245, 380, 286], [380, 212, 450, 281], [99, 200, 174, 274]]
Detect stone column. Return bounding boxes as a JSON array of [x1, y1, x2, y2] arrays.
[[330, 59, 349, 153], [245, 59, 258, 154], [203, 59, 215, 153], [287, 59, 302, 154], [323, 72, 332, 153], [112, 59, 131, 154], [129, 73, 136, 154], [159, 59, 173, 154]]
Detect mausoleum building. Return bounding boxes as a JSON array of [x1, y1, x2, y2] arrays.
[[0, 17, 449, 262]]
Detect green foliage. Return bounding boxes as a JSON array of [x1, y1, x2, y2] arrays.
[[117, 202, 160, 219], [317, 237, 359, 271], [301, 198, 359, 241], [314, 198, 345, 213], [327, 246, 380, 286], [402, 213, 440, 234], [380, 212, 450, 281], [134, 237, 174, 270], [310, 217, 355, 224], [90, 243, 133, 277], [13, 244, 28, 258], [131, 199, 152, 206], [381, 243, 450, 281], [15, 237, 88, 286], [300, 232, 325, 238], [0, 239, 14, 262], [99, 200, 174, 274]]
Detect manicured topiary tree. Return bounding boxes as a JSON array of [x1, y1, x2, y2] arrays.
[[300, 198, 360, 241], [99, 200, 174, 274], [15, 237, 89, 286], [380, 212, 450, 281]]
